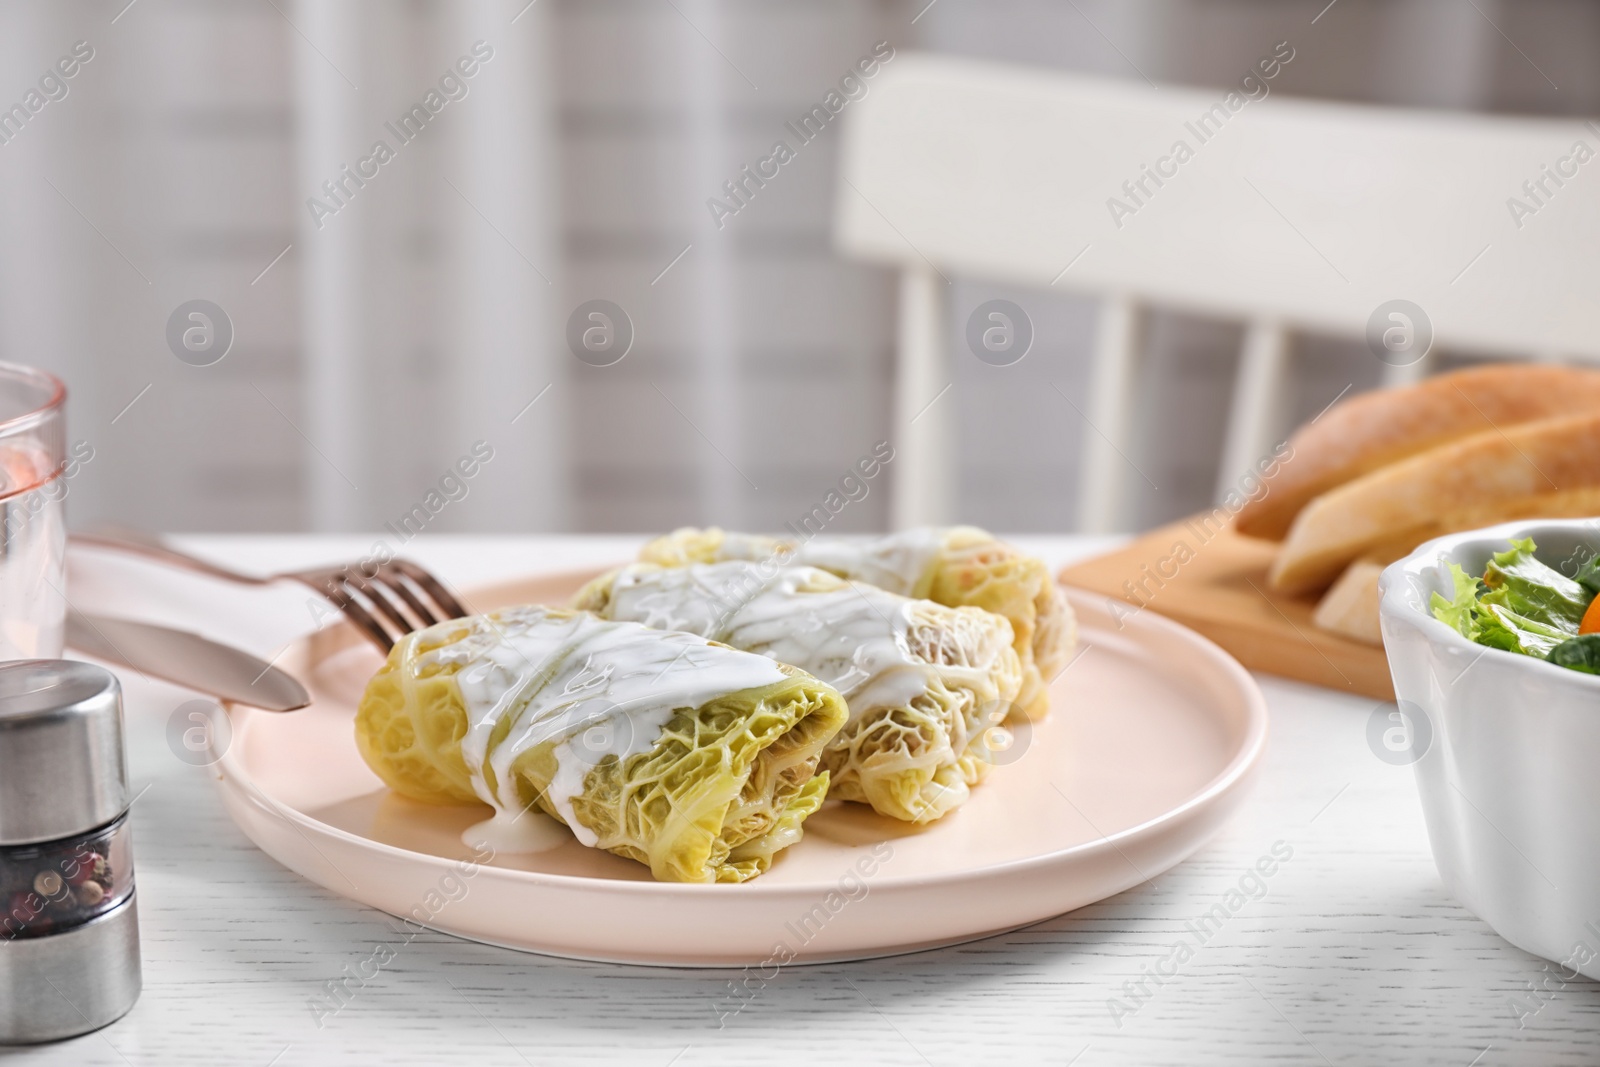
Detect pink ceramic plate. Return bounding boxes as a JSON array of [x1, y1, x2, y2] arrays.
[[212, 571, 1268, 966]]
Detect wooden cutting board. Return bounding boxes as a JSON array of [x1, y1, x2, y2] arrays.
[[1058, 516, 1395, 700]]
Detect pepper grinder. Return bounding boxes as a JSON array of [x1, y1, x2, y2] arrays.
[[0, 661, 141, 1043]]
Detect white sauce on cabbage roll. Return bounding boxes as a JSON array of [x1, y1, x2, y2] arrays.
[[601, 561, 968, 723], [419, 606, 787, 845], [711, 531, 781, 561], [788, 527, 948, 596], [461, 810, 569, 854]]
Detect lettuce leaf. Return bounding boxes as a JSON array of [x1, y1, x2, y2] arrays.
[[1479, 538, 1589, 632], [1429, 562, 1482, 641], [1476, 603, 1573, 658], [1430, 538, 1600, 675], [1573, 553, 1600, 596]]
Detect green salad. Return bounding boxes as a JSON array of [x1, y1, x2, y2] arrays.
[[1431, 538, 1600, 674]]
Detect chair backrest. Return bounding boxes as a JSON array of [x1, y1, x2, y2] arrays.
[[836, 52, 1600, 529]]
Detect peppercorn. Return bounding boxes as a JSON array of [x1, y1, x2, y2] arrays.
[[66, 852, 102, 887]]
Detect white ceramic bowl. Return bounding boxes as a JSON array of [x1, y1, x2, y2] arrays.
[[1380, 518, 1600, 978]]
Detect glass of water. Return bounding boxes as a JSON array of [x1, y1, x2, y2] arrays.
[[0, 365, 67, 659]]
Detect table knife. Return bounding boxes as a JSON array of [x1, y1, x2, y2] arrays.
[[65, 611, 311, 712]]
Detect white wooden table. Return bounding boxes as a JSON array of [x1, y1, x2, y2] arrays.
[[11, 535, 1598, 1065]]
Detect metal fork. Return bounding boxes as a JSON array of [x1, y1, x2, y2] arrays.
[[72, 530, 469, 653]]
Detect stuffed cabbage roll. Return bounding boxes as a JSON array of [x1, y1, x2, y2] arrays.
[[640, 526, 1074, 720], [355, 606, 847, 883], [574, 561, 1022, 824]]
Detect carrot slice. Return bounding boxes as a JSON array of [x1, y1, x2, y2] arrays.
[[1581, 593, 1600, 634]]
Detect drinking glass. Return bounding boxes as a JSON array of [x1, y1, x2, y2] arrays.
[[0, 365, 67, 659]]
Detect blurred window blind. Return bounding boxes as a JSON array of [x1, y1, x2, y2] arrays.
[[0, 0, 1594, 533]]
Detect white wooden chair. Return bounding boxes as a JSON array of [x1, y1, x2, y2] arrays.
[[835, 53, 1600, 532]]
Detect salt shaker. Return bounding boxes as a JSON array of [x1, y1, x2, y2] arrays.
[[0, 661, 141, 1043]]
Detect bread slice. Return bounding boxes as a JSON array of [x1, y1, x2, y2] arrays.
[[1235, 364, 1600, 541], [1270, 412, 1600, 594], [1313, 559, 1386, 647]]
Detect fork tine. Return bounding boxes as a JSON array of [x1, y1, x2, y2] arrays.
[[342, 573, 417, 642], [315, 578, 397, 653], [390, 559, 469, 620], [370, 564, 441, 629], [292, 559, 463, 655]]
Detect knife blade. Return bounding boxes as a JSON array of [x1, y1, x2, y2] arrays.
[[65, 611, 311, 712]]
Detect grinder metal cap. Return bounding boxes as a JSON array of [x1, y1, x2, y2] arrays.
[[0, 661, 130, 844]]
